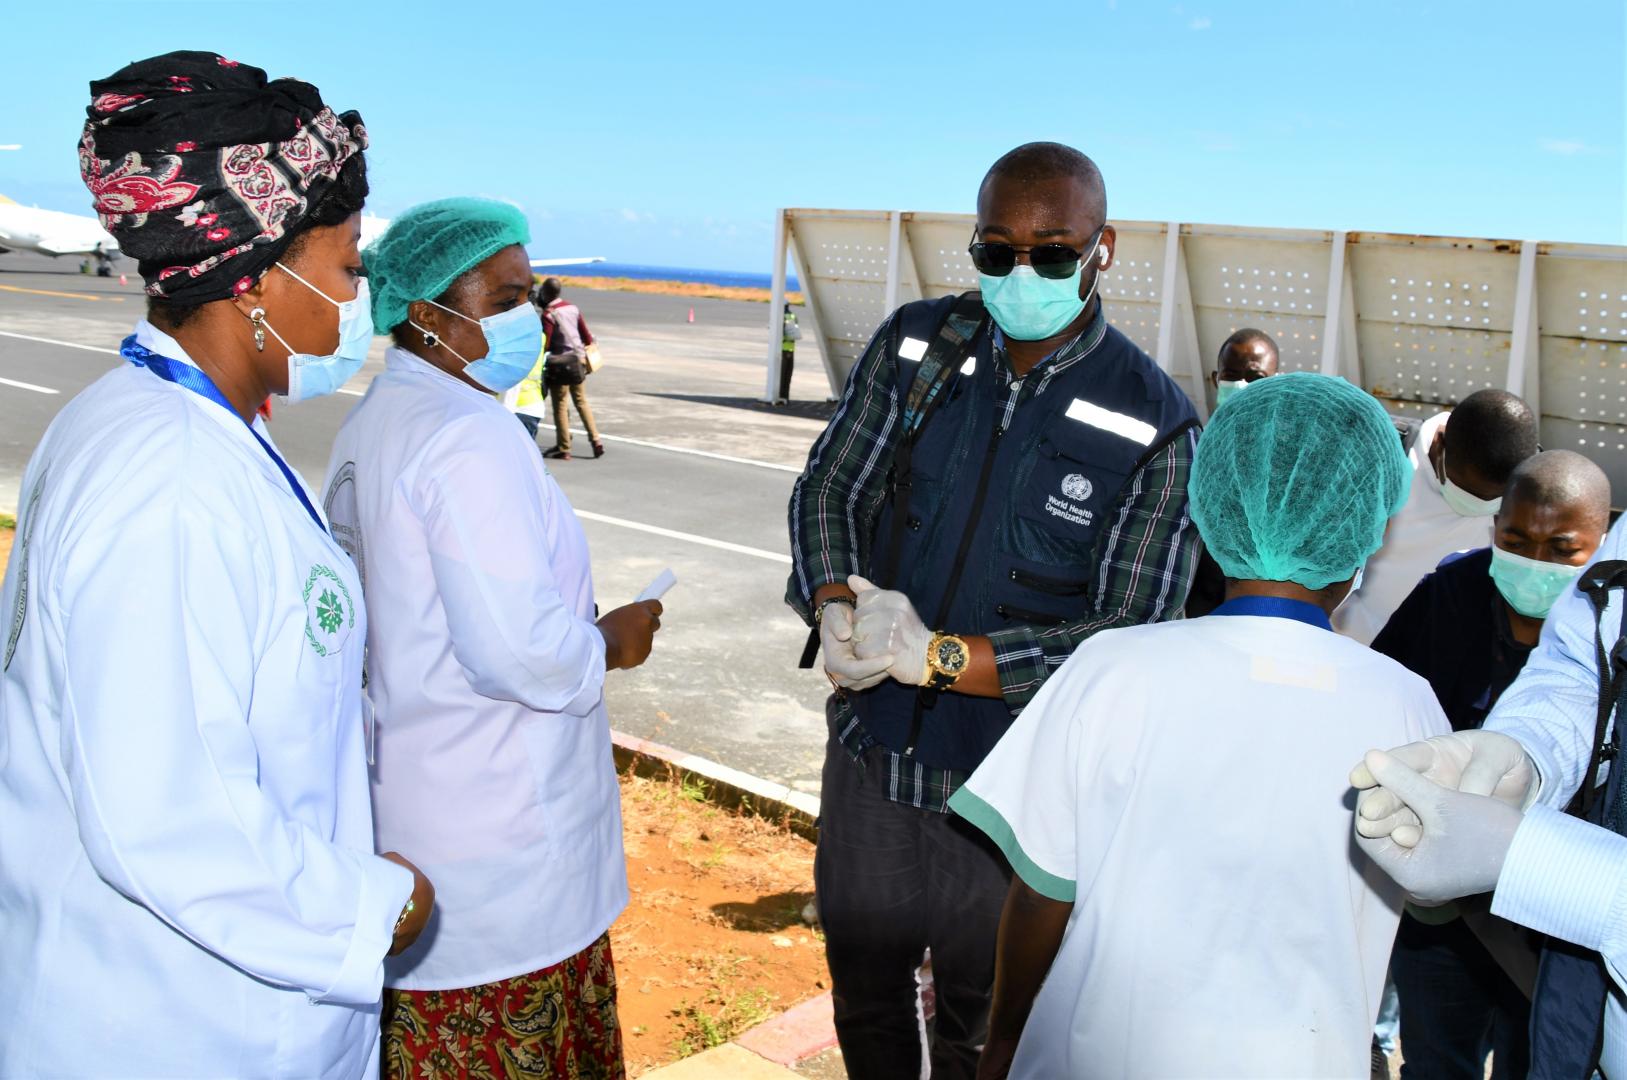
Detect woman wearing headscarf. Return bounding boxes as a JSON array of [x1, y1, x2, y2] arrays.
[[0, 52, 433, 1078], [321, 198, 663, 1079]]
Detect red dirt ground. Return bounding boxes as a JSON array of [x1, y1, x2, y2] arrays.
[[612, 766, 825, 1075]]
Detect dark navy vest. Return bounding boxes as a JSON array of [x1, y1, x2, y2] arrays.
[[849, 296, 1199, 771]]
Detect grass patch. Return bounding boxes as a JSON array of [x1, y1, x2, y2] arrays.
[[0, 514, 14, 530], [670, 987, 775, 1059]]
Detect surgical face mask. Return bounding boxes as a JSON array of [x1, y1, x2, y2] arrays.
[[411, 300, 543, 392], [1214, 379, 1248, 408], [1438, 447, 1502, 518], [977, 229, 1106, 342], [259, 263, 373, 403], [1489, 544, 1585, 618]]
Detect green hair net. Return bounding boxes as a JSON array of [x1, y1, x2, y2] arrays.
[[364, 197, 531, 333], [1190, 372, 1412, 590]]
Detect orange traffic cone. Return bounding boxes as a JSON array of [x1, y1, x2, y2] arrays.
[[118, 273, 127, 285], [687, 306, 695, 324]]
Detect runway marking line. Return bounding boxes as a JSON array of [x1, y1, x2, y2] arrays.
[[1, 330, 807, 476], [0, 284, 123, 303], [0, 376, 59, 395], [534, 420, 802, 474], [573, 509, 792, 564], [0, 328, 118, 355], [0, 326, 792, 564]]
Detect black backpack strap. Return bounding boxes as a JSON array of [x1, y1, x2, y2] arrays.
[[797, 293, 986, 670], [1574, 560, 1627, 818], [882, 291, 987, 589]]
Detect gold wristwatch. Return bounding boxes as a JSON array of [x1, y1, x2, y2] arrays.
[[924, 632, 970, 691]]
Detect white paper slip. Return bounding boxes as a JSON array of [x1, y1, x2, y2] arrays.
[[637, 568, 677, 603]]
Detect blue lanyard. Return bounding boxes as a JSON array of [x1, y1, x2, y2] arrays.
[[1209, 594, 1332, 631], [120, 334, 327, 536]]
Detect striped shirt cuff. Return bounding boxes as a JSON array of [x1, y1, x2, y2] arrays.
[[1492, 803, 1627, 957]]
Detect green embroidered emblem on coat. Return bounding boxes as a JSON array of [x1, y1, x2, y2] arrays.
[[303, 564, 355, 657]]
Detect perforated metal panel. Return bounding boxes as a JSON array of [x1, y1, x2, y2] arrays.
[[1100, 220, 1167, 360], [769, 209, 1627, 501], [1347, 235, 1519, 417], [906, 213, 981, 298], [1185, 227, 1333, 375], [1536, 244, 1627, 496]]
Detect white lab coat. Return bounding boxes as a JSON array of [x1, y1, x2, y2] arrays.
[[323, 346, 625, 991], [0, 322, 412, 1079], [953, 611, 1450, 1078], [1333, 410, 1493, 644]]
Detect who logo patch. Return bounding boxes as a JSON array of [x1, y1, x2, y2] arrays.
[[1061, 473, 1094, 502]]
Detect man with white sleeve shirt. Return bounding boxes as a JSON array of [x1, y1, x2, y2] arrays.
[[1335, 389, 1539, 644], [954, 373, 1450, 1079], [1355, 515, 1627, 1077]]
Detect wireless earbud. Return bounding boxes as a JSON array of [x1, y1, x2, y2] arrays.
[[1095, 244, 1110, 268]]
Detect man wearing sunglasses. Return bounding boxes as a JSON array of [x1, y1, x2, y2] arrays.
[[787, 142, 1202, 1079]]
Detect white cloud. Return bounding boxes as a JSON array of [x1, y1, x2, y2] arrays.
[[619, 207, 642, 222], [1188, 14, 1212, 30], [1539, 137, 1591, 155]]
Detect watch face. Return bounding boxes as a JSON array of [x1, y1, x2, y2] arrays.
[[935, 637, 968, 674]]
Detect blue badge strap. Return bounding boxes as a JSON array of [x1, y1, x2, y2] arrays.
[[120, 335, 327, 536], [1209, 595, 1332, 631]]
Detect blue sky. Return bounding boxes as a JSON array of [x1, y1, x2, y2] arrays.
[[2, 0, 1621, 272]]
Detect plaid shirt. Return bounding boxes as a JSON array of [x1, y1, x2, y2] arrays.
[[787, 310, 1201, 813]]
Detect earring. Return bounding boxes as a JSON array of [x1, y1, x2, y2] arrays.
[[249, 307, 267, 352], [423, 330, 438, 348]]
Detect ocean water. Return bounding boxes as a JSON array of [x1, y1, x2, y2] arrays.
[[545, 262, 800, 291]]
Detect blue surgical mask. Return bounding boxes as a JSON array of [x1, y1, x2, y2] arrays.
[[412, 300, 543, 392], [1214, 379, 1248, 408], [977, 229, 1105, 341], [1489, 544, 1584, 618], [262, 263, 373, 403]]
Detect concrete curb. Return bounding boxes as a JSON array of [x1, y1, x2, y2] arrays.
[[734, 991, 839, 1066], [611, 730, 820, 842]]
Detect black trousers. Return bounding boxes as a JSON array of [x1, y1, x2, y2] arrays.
[[778, 348, 795, 401], [1392, 912, 1530, 1079], [815, 715, 1012, 1080]]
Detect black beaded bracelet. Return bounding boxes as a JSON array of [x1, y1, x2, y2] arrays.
[[814, 595, 856, 624]]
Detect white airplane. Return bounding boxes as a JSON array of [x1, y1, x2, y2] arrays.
[[0, 204, 603, 278], [0, 194, 120, 272]]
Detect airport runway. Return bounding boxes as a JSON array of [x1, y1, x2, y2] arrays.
[[0, 252, 842, 796]]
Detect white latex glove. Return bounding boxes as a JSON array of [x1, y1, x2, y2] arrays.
[[821, 599, 894, 691], [848, 574, 933, 687], [1353, 749, 1525, 905], [1351, 730, 1535, 842]]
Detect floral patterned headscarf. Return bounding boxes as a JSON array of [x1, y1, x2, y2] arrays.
[[78, 50, 367, 305]]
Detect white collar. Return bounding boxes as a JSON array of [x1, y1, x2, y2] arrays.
[[129, 320, 273, 438], [383, 344, 499, 403], [133, 319, 203, 369]]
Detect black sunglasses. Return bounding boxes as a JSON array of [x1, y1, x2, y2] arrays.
[[967, 227, 1103, 280]]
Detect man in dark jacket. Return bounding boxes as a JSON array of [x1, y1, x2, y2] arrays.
[[785, 142, 1202, 1079]]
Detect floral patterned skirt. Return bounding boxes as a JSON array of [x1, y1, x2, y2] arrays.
[[382, 932, 625, 1080]]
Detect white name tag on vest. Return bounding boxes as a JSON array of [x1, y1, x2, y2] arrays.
[[1064, 398, 1156, 446]]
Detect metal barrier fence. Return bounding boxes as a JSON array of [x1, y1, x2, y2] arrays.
[[765, 208, 1627, 496]]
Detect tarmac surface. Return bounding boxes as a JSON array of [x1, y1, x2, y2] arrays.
[[0, 252, 840, 795]]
